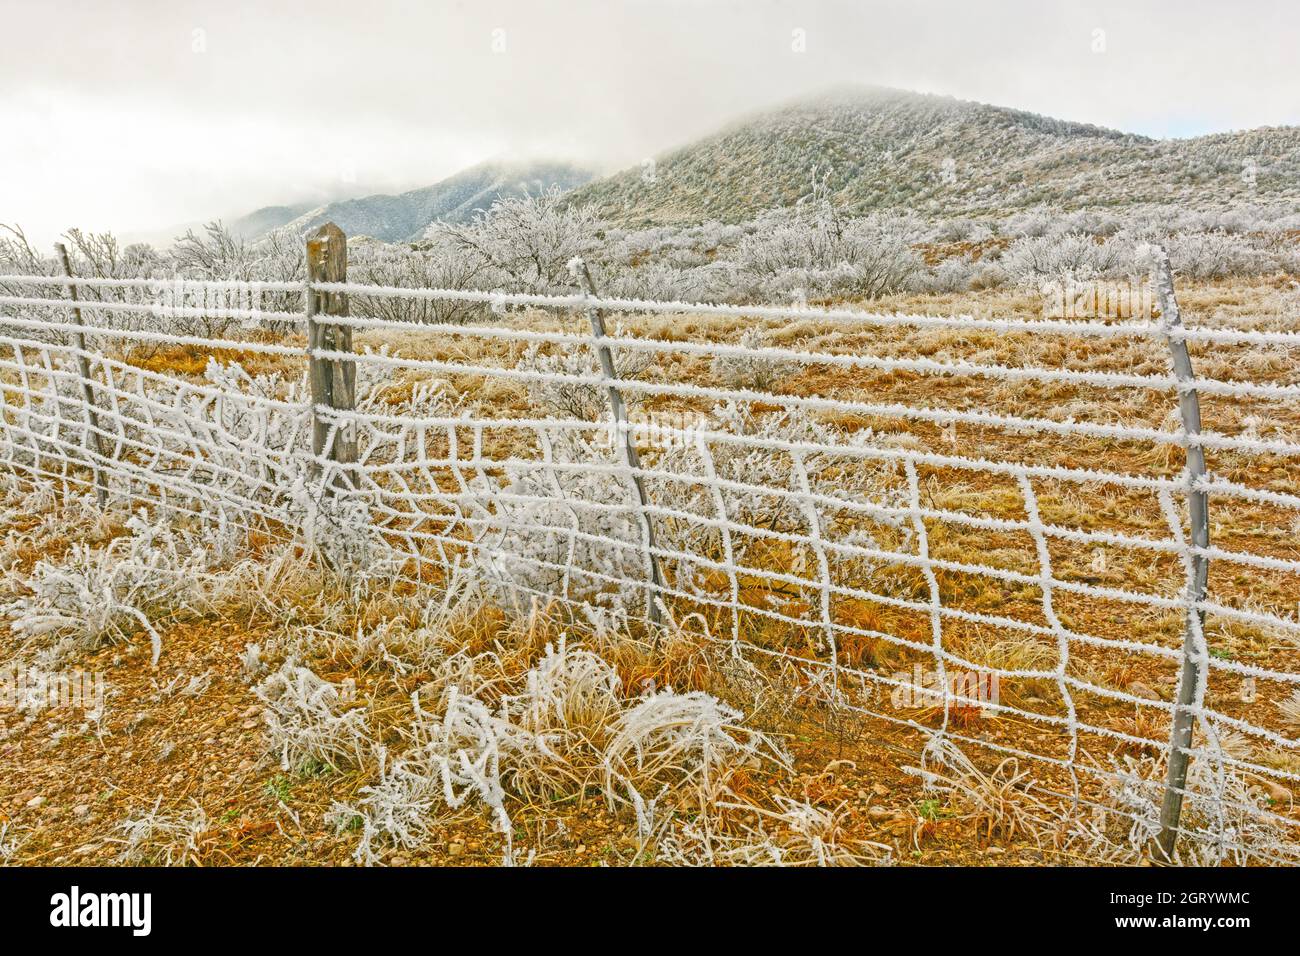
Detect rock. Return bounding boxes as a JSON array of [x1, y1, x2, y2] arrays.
[[825, 759, 857, 776], [1129, 682, 1161, 701], [241, 719, 260, 730], [867, 806, 895, 821], [73, 805, 91, 818], [243, 706, 259, 718], [447, 841, 465, 857], [1258, 779, 1291, 805], [872, 782, 890, 797], [25, 796, 45, 809]]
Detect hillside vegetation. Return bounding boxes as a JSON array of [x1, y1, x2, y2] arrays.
[[567, 87, 1300, 225]]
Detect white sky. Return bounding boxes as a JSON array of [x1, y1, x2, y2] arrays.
[[3, 0, 1298, 247]]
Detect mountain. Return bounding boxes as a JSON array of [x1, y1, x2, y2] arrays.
[[565, 86, 1300, 225], [228, 203, 319, 241], [242, 160, 594, 243]]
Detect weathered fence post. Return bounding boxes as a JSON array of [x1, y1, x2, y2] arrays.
[[55, 243, 107, 508], [305, 222, 356, 490], [572, 259, 665, 627], [1152, 247, 1210, 863]]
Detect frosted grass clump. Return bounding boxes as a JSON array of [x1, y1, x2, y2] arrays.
[[111, 798, 207, 866], [254, 661, 373, 772], [336, 638, 616, 863], [336, 638, 782, 865], [0, 822, 21, 862], [1068, 752, 1294, 866], [657, 795, 891, 866], [602, 688, 781, 832], [240, 642, 264, 682], [333, 685, 542, 866], [2, 511, 227, 665], [1276, 689, 1300, 730]]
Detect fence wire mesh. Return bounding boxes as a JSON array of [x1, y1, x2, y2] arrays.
[[1, 263, 1298, 863]]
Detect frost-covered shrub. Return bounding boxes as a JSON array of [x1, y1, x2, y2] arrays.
[[1002, 208, 1056, 238], [112, 798, 207, 866], [467, 427, 644, 612], [2, 512, 226, 665], [465, 402, 909, 616], [968, 260, 1009, 290], [434, 189, 602, 294], [1070, 752, 1291, 866], [169, 222, 305, 336], [514, 339, 653, 422], [601, 259, 736, 303], [930, 218, 994, 243], [284, 481, 399, 586], [1055, 209, 1122, 237], [1166, 231, 1278, 280], [733, 189, 924, 301], [332, 637, 781, 864], [711, 328, 800, 391], [1000, 233, 1134, 284], [255, 661, 372, 772], [349, 236, 489, 325], [602, 689, 776, 834], [919, 257, 980, 293]]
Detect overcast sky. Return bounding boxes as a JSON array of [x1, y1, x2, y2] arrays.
[[3, 0, 1298, 246]]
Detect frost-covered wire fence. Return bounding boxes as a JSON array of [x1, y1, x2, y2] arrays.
[[1, 223, 1298, 864]]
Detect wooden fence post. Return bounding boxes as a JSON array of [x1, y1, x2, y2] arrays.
[[55, 243, 107, 508], [305, 222, 356, 490], [1151, 247, 1210, 864]]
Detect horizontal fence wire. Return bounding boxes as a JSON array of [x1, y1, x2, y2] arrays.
[[1, 271, 1298, 862]]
